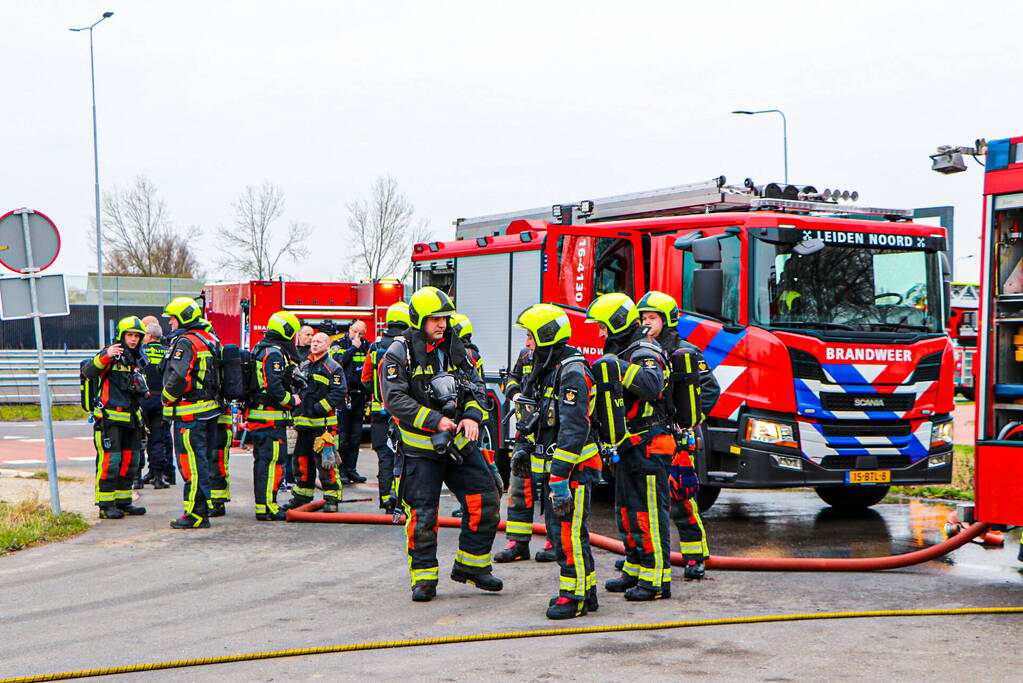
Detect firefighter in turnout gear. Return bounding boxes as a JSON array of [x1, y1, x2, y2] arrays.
[[162, 299, 223, 529], [381, 286, 502, 602], [587, 293, 673, 600], [495, 345, 557, 564], [361, 302, 411, 513], [333, 319, 369, 484], [515, 304, 601, 619], [84, 316, 149, 519], [284, 332, 348, 512], [248, 310, 303, 521], [140, 322, 172, 489], [449, 313, 485, 375], [637, 290, 714, 580], [197, 318, 232, 516]]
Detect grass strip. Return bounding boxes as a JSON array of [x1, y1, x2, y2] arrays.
[[0, 497, 90, 555], [0, 405, 87, 422]]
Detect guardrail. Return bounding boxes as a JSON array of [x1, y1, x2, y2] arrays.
[[0, 350, 93, 405]]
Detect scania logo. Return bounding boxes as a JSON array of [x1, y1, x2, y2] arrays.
[[853, 398, 886, 408]]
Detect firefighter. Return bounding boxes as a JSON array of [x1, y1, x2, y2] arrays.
[[162, 298, 223, 529], [449, 313, 485, 375], [84, 316, 149, 519], [248, 310, 303, 521], [334, 320, 369, 484], [198, 318, 232, 517], [381, 286, 502, 602], [494, 343, 557, 564], [586, 292, 673, 600], [514, 304, 601, 619], [361, 302, 411, 513], [139, 321, 171, 489], [284, 332, 348, 512], [637, 290, 715, 580]]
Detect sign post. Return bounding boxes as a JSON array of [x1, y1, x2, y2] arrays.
[[0, 208, 65, 514]]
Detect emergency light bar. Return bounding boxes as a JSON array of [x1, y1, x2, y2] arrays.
[[750, 197, 913, 219]]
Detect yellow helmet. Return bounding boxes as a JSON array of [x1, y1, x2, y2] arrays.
[[585, 293, 638, 334], [516, 304, 571, 347], [637, 290, 679, 327], [408, 286, 455, 329], [449, 313, 473, 339], [385, 301, 412, 328], [267, 310, 301, 340], [116, 316, 145, 341], [162, 296, 202, 325]]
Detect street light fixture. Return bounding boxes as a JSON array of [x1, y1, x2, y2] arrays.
[[732, 109, 788, 183], [70, 11, 114, 346]]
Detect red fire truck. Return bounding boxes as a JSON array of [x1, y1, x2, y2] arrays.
[[948, 282, 979, 399], [413, 178, 956, 510], [201, 279, 404, 350]]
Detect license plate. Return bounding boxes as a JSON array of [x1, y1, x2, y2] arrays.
[[845, 470, 891, 484]]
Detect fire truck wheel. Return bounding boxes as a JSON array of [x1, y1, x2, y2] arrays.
[[696, 485, 721, 513], [814, 485, 890, 510]]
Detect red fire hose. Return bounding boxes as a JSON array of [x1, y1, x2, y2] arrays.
[[287, 500, 994, 572]]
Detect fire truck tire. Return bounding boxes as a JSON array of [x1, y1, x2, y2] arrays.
[[696, 485, 721, 512], [814, 485, 890, 510]]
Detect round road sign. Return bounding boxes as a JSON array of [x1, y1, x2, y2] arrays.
[[0, 209, 61, 274]]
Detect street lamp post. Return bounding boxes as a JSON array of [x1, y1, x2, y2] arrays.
[[732, 109, 788, 183], [70, 11, 113, 347]]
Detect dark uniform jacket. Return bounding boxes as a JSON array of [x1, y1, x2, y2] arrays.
[[292, 352, 347, 431], [84, 344, 147, 425], [139, 341, 166, 414], [605, 326, 670, 435], [504, 348, 534, 401], [361, 325, 406, 415], [247, 333, 299, 428], [380, 328, 490, 459], [333, 335, 368, 398], [655, 330, 720, 414], [161, 325, 221, 422]]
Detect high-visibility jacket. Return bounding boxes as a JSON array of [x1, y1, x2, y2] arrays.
[[162, 327, 221, 422]]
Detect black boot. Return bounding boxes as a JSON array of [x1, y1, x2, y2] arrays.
[[165, 468, 177, 486], [256, 509, 288, 521], [116, 502, 147, 516], [411, 583, 437, 602], [153, 474, 170, 490], [281, 495, 311, 511], [131, 478, 144, 490], [98, 505, 124, 520], [347, 470, 367, 484], [534, 540, 556, 563], [494, 540, 530, 563], [604, 573, 638, 593], [684, 560, 706, 580], [586, 587, 599, 613], [546, 596, 588, 620], [141, 470, 155, 485], [169, 513, 210, 529], [614, 558, 625, 571], [451, 569, 503, 592], [209, 502, 226, 518], [624, 584, 671, 601], [322, 501, 339, 513]]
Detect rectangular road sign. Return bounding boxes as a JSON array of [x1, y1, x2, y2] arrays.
[[0, 274, 69, 320]]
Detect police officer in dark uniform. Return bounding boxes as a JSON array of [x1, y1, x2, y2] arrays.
[[139, 321, 171, 489], [514, 304, 602, 619], [248, 310, 303, 521], [334, 319, 369, 484], [381, 286, 502, 603], [83, 316, 149, 519], [361, 302, 411, 513], [162, 298, 222, 529], [586, 293, 673, 601]]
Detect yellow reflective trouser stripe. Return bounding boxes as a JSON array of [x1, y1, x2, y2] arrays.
[[587, 571, 596, 589], [410, 567, 439, 584], [622, 561, 641, 577], [413, 407, 432, 429], [313, 374, 329, 384], [693, 496, 709, 556], [455, 549, 492, 568], [183, 429, 199, 516], [570, 484, 586, 597], [646, 474, 666, 588], [506, 521, 533, 536], [398, 426, 433, 449], [680, 541, 705, 554], [292, 486, 315, 497], [266, 440, 280, 514], [93, 431, 115, 504], [622, 363, 640, 388]]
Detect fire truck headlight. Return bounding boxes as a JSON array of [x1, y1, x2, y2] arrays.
[[930, 421, 954, 449], [745, 418, 798, 449]]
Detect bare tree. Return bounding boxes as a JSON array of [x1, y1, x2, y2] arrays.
[[215, 181, 312, 279], [97, 175, 203, 277], [344, 175, 431, 281]]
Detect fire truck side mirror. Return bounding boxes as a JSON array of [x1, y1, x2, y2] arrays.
[[940, 252, 952, 323], [693, 268, 724, 319], [691, 237, 722, 265]]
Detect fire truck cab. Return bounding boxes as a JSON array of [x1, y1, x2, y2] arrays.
[[414, 178, 956, 510], [948, 282, 979, 400]]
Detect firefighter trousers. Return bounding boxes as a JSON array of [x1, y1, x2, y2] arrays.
[[339, 393, 366, 473], [210, 421, 232, 504], [291, 428, 341, 503], [251, 425, 286, 516], [143, 410, 171, 477], [615, 438, 672, 591], [172, 418, 216, 520], [543, 471, 598, 600], [92, 420, 142, 508], [371, 415, 395, 507], [400, 447, 500, 587]]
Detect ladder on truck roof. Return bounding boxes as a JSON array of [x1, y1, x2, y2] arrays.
[[454, 176, 913, 240]]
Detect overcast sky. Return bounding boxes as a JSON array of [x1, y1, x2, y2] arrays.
[[3, 1, 1019, 284]]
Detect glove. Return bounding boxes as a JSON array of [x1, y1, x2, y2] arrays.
[[549, 478, 573, 516], [510, 446, 531, 479], [488, 462, 504, 496], [668, 456, 700, 501], [313, 431, 336, 454]]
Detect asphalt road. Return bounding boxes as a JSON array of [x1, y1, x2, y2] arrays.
[[2, 443, 1022, 681]]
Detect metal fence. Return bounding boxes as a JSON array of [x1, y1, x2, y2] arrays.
[[0, 349, 93, 405]]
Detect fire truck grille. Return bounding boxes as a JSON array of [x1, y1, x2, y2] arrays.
[[820, 393, 915, 412], [818, 420, 913, 438], [909, 351, 944, 382], [790, 348, 826, 381], [820, 455, 912, 470]]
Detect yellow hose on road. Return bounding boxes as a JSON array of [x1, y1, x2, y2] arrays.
[[4, 606, 1021, 682]]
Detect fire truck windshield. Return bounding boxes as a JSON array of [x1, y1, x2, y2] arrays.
[[751, 239, 944, 334]]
